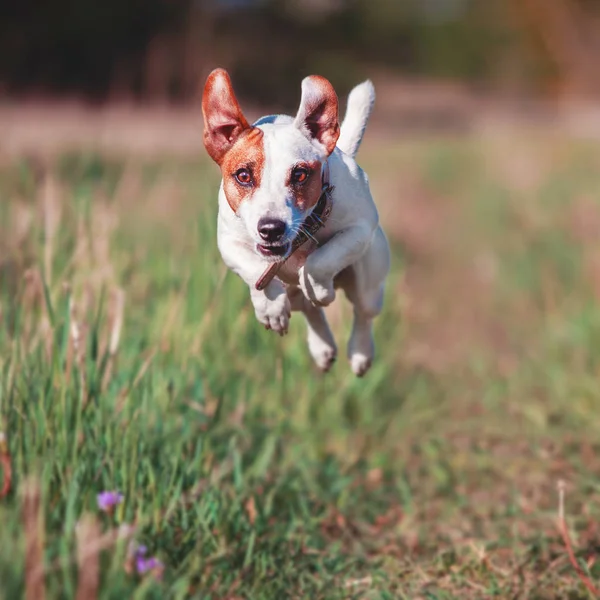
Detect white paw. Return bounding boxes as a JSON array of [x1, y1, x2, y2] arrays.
[[348, 324, 375, 377], [350, 353, 372, 377], [299, 266, 335, 307], [255, 294, 291, 336], [308, 332, 337, 372]]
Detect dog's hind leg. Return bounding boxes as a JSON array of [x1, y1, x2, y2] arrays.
[[340, 227, 390, 377], [288, 287, 337, 372]]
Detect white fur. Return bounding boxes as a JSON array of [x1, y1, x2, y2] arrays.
[[235, 120, 326, 252], [214, 79, 390, 376], [337, 80, 375, 158]]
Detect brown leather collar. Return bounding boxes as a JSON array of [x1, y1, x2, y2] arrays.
[[255, 162, 333, 291]]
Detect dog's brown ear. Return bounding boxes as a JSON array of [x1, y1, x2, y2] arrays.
[[294, 75, 340, 155], [202, 69, 250, 164]]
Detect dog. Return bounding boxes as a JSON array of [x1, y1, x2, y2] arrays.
[[202, 68, 390, 376]]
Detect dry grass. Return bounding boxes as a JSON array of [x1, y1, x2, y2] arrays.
[[22, 478, 45, 600]]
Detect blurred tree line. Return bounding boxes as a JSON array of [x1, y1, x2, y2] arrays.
[[0, 0, 599, 105]]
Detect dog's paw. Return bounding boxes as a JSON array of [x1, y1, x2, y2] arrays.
[[350, 353, 372, 377], [348, 326, 375, 377], [308, 332, 337, 372], [255, 293, 291, 336], [299, 266, 335, 307]]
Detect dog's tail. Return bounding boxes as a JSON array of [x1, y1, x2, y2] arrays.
[[337, 80, 375, 158]]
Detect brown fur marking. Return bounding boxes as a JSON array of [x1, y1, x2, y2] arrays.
[[220, 127, 265, 213], [298, 75, 340, 155], [289, 160, 322, 211], [202, 68, 250, 165]]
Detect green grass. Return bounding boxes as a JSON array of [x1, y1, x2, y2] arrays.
[[1, 136, 600, 598]]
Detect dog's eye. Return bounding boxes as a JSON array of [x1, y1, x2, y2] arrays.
[[291, 167, 309, 184], [235, 168, 253, 186]]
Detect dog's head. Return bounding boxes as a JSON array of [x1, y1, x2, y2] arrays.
[[202, 68, 339, 262]]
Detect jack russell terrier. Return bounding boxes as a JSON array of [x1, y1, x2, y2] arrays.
[[202, 69, 390, 376]]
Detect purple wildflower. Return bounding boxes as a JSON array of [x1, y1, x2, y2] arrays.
[[136, 555, 164, 575], [96, 491, 124, 512], [134, 545, 164, 577]]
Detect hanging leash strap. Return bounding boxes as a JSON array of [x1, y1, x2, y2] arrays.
[[255, 162, 333, 291]]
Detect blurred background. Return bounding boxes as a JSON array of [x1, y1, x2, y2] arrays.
[[2, 0, 600, 103], [2, 1, 600, 597], [2, 0, 600, 155]]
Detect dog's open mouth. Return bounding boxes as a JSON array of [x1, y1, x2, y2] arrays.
[[256, 242, 290, 261]]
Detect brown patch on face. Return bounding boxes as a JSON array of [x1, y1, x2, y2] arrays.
[[288, 160, 322, 211], [220, 127, 265, 213]]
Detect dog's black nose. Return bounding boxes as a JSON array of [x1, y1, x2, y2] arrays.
[[258, 218, 286, 243]]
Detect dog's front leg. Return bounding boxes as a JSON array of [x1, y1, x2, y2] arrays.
[[249, 279, 291, 335], [219, 240, 291, 335], [299, 225, 373, 307]]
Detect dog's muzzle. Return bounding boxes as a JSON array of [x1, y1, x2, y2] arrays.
[[255, 161, 333, 290], [256, 242, 291, 260]]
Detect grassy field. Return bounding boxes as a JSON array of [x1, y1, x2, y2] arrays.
[[1, 133, 600, 599]]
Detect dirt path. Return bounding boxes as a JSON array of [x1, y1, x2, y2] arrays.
[[2, 90, 600, 159]]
